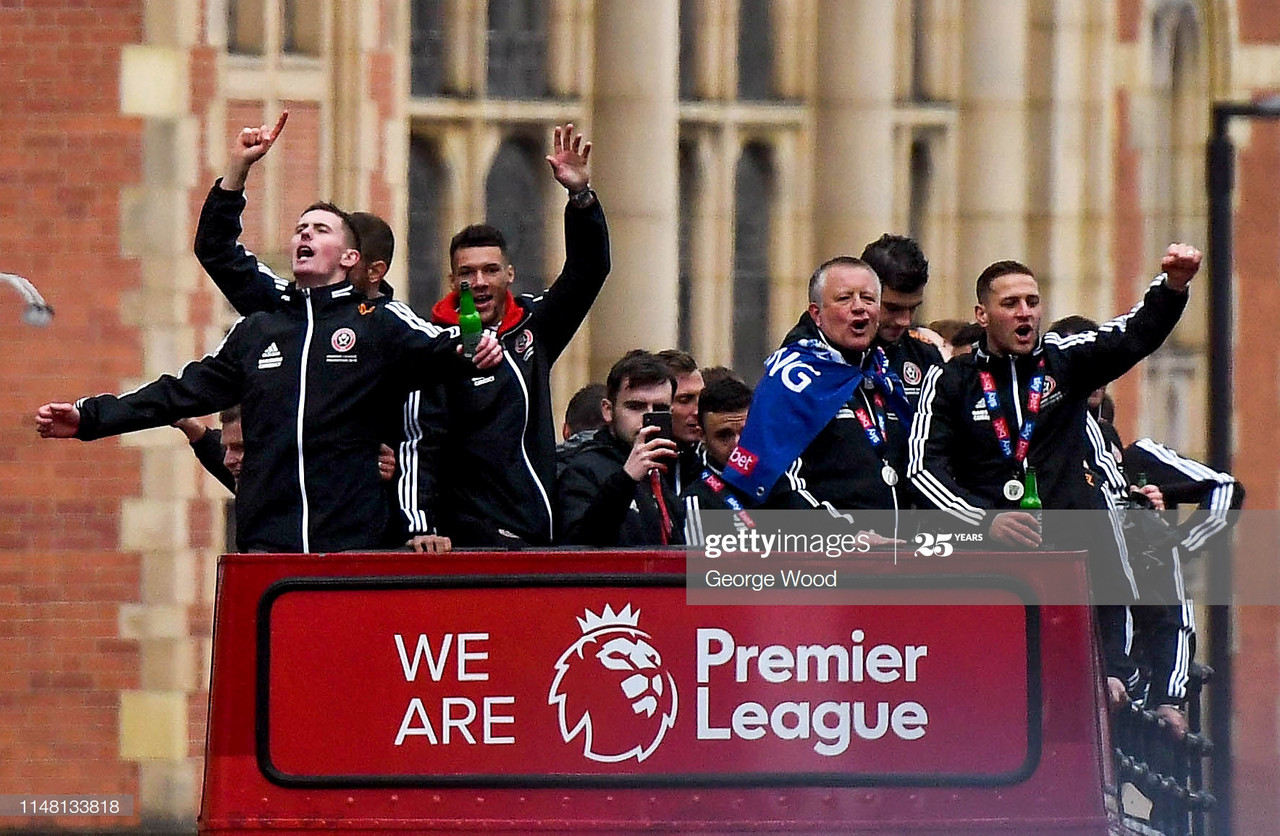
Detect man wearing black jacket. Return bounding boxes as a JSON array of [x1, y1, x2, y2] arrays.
[[860, 234, 945, 409], [37, 199, 501, 554], [909, 246, 1201, 543], [682, 375, 752, 546], [557, 351, 682, 547], [748, 257, 913, 516], [423, 123, 610, 548], [192, 114, 505, 553]]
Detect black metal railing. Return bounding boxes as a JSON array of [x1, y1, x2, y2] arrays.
[[1113, 663, 1216, 836]]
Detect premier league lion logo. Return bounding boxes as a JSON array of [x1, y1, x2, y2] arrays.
[[548, 604, 678, 763]]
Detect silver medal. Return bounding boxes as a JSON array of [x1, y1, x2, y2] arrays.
[[881, 464, 899, 487], [1003, 478, 1025, 501]]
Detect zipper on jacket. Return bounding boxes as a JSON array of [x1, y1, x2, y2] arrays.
[[296, 291, 316, 552], [1009, 356, 1024, 435], [503, 351, 555, 540]]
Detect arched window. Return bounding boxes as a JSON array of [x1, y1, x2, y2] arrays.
[[487, 0, 547, 98], [485, 138, 545, 294], [732, 144, 773, 379], [408, 136, 446, 308], [410, 0, 447, 97], [737, 0, 773, 100], [677, 141, 699, 351]]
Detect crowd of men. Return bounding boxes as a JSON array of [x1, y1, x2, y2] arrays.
[[35, 120, 1244, 735]]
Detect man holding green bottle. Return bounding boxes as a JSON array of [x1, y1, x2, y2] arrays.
[[423, 123, 611, 548], [907, 244, 1202, 553]]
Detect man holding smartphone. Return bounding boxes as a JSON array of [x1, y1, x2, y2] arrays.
[[556, 351, 683, 546]]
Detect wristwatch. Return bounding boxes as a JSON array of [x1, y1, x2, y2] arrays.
[[568, 187, 596, 209]]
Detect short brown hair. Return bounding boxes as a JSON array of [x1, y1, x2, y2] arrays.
[[301, 201, 360, 251], [657, 348, 698, 377], [975, 260, 1034, 303], [605, 350, 676, 404]]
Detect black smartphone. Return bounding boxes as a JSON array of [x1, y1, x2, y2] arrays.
[[642, 411, 673, 442]]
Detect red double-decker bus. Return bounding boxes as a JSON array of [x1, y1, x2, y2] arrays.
[[199, 548, 1174, 835]]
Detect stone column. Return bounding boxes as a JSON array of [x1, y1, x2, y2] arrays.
[[812, 0, 896, 258], [956, 0, 1031, 281], [116, 0, 206, 826], [588, 0, 680, 377]]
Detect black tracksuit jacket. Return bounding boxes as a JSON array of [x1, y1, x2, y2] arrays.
[[75, 281, 462, 553], [194, 182, 445, 545], [557, 427, 684, 547], [425, 198, 610, 547], [908, 275, 1190, 535], [1122, 437, 1245, 553]]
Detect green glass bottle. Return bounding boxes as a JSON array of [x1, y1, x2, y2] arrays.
[[1019, 466, 1043, 533], [1019, 467, 1042, 510], [458, 280, 483, 359]]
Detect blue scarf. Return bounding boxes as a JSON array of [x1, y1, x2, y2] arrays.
[[723, 339, 912, 503]]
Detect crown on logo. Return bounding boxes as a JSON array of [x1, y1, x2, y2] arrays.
[[577, 603, 640, 634]]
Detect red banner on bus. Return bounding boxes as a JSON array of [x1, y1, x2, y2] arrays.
[[261, 577, 1037, 786]]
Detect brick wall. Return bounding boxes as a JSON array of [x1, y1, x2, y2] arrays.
[[0, 1, 231, 830], [0, 2, 149, 829]]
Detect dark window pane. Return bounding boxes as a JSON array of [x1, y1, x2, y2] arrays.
[[678, 142, 698, 351], [679, 0, 698, 100], [408, 136, 445, 308], [487, 0, 547, 98], [485, 138, 544, 294], [283, 0, 322, 56], [911, 0, 927, 100], [410, 0, 447, 96], [737, 0, 773, 100], [732, 144, 772, 381], [227, 0, 265, 55], [908, 137, 932, 242]]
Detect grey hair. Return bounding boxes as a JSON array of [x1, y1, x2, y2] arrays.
[[808, 256, 880, 305]]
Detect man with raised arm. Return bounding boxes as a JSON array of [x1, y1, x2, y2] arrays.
[[192, 113, 462, 552], [422, 123, 610, 548], [907, 245, 1201, 547], [37, 196, 502, 554]]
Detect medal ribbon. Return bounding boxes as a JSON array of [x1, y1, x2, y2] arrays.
[[851, 349, 895, 458], [701, 469, 756, 529], [978, 356, 1046, 468]]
